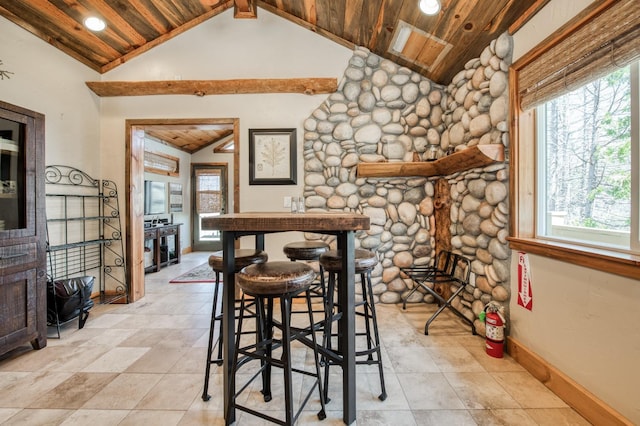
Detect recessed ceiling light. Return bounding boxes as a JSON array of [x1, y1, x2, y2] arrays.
[[419, 0, 441, 15], [84, 16, 106, 32]]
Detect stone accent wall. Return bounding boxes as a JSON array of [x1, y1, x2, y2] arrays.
[[302, 34, 513, 333]]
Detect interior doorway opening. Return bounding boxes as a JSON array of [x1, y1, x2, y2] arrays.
[[125, 118, 239, 302]]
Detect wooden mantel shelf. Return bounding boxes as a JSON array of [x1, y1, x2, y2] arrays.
[[85, 78, 337, 97], [356, 144, 505, 178]]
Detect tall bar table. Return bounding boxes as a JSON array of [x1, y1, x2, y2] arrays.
[[201, 212, 370, 425]]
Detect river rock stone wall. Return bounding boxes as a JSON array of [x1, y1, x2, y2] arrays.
[[302, 34, 513, 333]]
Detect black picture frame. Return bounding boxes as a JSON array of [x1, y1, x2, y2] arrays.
[[249, 128, 297, 185]]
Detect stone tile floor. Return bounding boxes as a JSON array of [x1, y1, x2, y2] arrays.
[[0, 252, 591, 425]]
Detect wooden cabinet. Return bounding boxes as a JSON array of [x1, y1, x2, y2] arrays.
[[144, 224, 181, 273], [0, 101, 46, 355]]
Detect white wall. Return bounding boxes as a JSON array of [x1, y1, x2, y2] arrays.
[[511, 1, 640, 423], [0, 16, 102, 175], [99, 8, 352, 258]]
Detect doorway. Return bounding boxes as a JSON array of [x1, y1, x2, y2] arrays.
[[192, 163, 227, 252], [125, 118, 240, 302]]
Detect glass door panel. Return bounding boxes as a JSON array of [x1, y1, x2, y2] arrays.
[[0, 116, 26, 232], [192, 164, 227, 251]]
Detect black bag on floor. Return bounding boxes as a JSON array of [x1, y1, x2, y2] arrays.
[[47, 276, 95, 327]]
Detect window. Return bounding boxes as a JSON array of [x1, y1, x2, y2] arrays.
[[194, 167, 224, 242], [144, 150, 180, 177], [510, 0, 640, 279], [537, 63, 637, 251]]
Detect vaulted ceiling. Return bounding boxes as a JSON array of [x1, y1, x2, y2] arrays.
[[0, 0, 547, 84], [0, 0, 548, 151]]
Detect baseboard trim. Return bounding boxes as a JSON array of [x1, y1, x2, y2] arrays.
[[507, 337, 632, 426]]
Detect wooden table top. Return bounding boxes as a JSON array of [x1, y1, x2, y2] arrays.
[[201, 211, 370, 232]]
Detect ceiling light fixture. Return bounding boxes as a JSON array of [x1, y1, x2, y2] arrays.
[[419, 0, 441, 15], [84, 16, 106, 32]]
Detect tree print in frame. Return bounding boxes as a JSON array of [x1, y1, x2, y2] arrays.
[[249, 128, 297, 185]]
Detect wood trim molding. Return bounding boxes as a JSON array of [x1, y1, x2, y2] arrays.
[[507, 337, 633, 426], [508, 237, 640, 280], [86, 78, 337, 97]]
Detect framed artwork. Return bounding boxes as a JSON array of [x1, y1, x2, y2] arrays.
[[168, 182, 183, 212], [249, 128, 297, 185]]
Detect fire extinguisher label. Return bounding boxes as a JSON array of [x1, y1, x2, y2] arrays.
[[486, 324, 504, 341]]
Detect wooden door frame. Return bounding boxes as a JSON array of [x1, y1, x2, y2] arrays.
[[125, 118, 240, 302]]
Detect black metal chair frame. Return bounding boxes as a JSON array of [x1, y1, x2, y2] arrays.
[[322, 260, 387, 402], [202, 269, 258, 402], [401, 250, 476, 335], [231, 286, 326, 425]]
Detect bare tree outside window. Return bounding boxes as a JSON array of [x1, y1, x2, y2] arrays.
[[539, 65, 632, 245]]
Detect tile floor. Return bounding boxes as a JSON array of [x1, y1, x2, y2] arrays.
[[0, 252, 591, 425]]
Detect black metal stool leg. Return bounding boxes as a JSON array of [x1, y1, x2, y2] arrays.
[[280, 295, 295, 425], [364, 270, 387, 401], [305, 288, 327, 420], [228, 292, 246, 422], [261, 297, 273, 402], [359, 272, 374, 360], [202, 272, 222, 401], [322, 270, 336, 403]]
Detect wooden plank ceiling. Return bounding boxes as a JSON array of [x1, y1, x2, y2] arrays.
[[0, 0, 549, 151], [0, 0, 548, 84], [144, 124, 234, 154]]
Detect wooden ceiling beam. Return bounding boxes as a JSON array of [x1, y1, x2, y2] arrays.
[[85, 77, 337, 96]]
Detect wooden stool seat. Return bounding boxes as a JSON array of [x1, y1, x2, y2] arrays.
[[208, 249, 268, 272], [283, 241, 330, 261], [319, 248, 378, 273], [237, 261, 316, 296]]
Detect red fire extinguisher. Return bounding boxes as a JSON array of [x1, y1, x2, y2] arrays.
[[483, 302, 506, 358]]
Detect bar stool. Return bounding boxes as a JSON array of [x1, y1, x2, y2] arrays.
[[320, 248, 387, 402], [283, 240, 330, 315], [232, 261, 327, 425], [202, 248, 268, 402]]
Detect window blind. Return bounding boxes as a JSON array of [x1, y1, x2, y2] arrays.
[[195, 169, 222, 214], [518, 0, 640, 111]]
